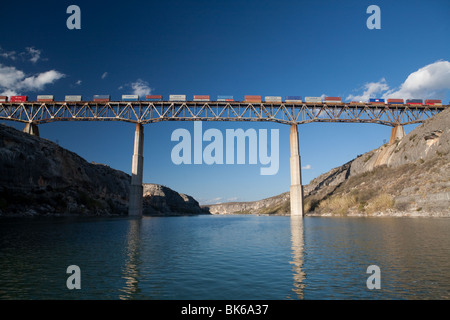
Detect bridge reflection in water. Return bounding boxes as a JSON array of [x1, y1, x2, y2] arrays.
[[290, 216, 306, 299], [119, 218, 142, 300]]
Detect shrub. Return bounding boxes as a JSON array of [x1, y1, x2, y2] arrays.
[[366, 193, 394, 214]]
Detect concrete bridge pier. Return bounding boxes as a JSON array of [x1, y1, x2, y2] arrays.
[[389, 125, 405, 145], [23, 122, 40, 137], [290, 124, 304, 216], [128, 123, 144, 216]]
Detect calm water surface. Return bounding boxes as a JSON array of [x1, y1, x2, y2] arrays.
[[0, 215, 449, 300]]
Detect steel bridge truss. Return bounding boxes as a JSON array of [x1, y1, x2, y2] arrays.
[[0, 102, 446, 126]]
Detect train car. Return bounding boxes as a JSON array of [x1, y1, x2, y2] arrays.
[[304, 97, 322, 103], [244, 95, 262, 103], [93, 95, 110, 102], [10, 96, 28, 102], [285, 96, 302, 103], [169, 94, 186, 102], [65, 95, 82, 102], [217, 95, 234, 102], [387, 99, 404, 105], [145, 95, 163, 101], [349, 101, 363, 104], [369, 98, 385, 105], [0, 96, 8, 102], [324, 96, 342, 104], [424, 99, 442, 106], [37, 95, 54, 102], [406, 99, 423, 105], [193, 95, 210, 102], [122, 95, 139, 101], [264, 96, 282, 103]]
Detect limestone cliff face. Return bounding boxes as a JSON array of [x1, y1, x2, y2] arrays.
[[0, 124, 130, 216], [143, 183, 209, 216], [207, 108, 450, 217], [0, 124, 208, 217]]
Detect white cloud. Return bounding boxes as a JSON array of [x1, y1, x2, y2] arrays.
[[101, 72, 108, 79], [384, 60, 450, 99], [0, 46, 43, 63], [75, 80, 82, 85], [227, 197, 239, 202], [0, 63, 65, 95], [302, 164, 312, 170], [130, 79, 152, 97], [0, 47, 17, 60], [26, 47, 41, 64], [346, 60, 450, 102], [346, 78, 389, 102]]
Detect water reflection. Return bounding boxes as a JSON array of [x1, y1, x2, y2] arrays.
[[290, 216, 306, 299], [119, 218, 142, 300]]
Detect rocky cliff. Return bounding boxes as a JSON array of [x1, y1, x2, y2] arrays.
[[0, 124, 207, 217], [206, 108, 450, 217], [143, 183, 209, 216]]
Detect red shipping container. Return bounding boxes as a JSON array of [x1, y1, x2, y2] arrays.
[[387, 99, 404, 103], [425, 99, 442, 105], [0, 96, 8, 102], [10, 96, 28, 102], [324, 97, 341, 101], [93, 99, 110, 102], [193, 95, 210, 100], [244, 95, 261, 102], [146, 95, 163, 99]]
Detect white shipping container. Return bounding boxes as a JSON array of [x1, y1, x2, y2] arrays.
[[264, 96, 282, 102], [305, 97, 322, 103], [169, 95, 187, 101], [122, 95, 139, 100], [65, 95, 82, 102], [37, 95, 54, 100]]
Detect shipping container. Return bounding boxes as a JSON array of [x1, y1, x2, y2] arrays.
[[264, 96, 282, 103], [10, 96, 28, 102], [37, 95, 54, 102], [93, 95, 110, 102], [424, 99, 442, 106], [193, 95, 210, 101], [65, 95, 82, 102], [304, 97, 322, 103], [369, 98, 385, 104], [122, 95, 139, 101], [244, 95, 262, 102], [349, 101, 363, 104], [387, 99, 404, 104], [145, 95, 163, 101], [285, 96, 302, 103], [169, 95, 187, 101], [0, 96, 8, 102], [406, 99, 423, 105], [324, 97, 342, 103], [217, 95, 234, 102]]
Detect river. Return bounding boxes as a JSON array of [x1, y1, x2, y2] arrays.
[[0, 215, 449, 300]]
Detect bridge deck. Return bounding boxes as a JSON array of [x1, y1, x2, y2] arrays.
[[0, 101, 447, 126]]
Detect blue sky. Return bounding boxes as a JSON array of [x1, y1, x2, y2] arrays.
[[1, 0, 449, 204]]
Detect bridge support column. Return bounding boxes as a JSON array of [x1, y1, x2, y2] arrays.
[[23, 122, 40, 137], [389, 125, 405, 145], [290, 124, 304, 217], [128, 123, 144, 217]]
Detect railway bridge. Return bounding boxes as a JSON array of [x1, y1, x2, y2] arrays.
[[0, 101, 446, 216]]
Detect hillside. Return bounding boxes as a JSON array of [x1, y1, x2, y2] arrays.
[[0, 124, 207, 217], [206, 108, 450, 217]]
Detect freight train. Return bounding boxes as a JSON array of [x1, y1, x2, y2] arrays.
[[0, 94, 445, 106]]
